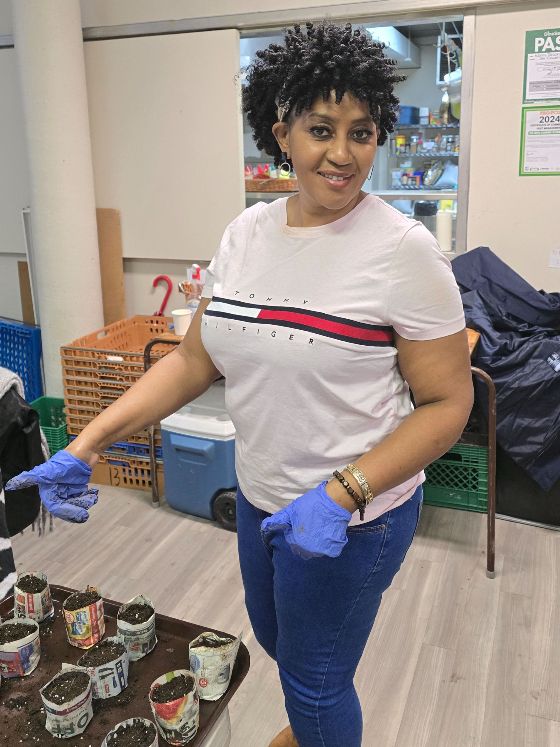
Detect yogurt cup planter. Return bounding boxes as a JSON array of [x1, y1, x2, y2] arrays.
[[117, 594, 157, 661], [14, 571, 54, 623], [77, 636, 129, 699], [149, 670, 199, 745], [188, 632, 240, 701], [102, 717, 159, 747], [40, 665, 93, 739], [63, 586, 105, 649], [0, 618, 40, 678]]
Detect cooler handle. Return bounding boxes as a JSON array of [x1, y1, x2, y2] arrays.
[[169, 432, 215, 458]]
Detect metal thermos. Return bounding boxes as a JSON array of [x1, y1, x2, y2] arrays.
[[413, 201, 438, 235]]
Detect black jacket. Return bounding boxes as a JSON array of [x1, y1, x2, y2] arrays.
[[452, 247, 560, 491], [0, 387, 42, 535]]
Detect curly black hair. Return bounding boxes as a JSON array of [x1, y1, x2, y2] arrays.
[[242, 22, 405, 166]]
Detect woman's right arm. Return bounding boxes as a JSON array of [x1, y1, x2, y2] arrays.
[[67, 298, 220, 466]]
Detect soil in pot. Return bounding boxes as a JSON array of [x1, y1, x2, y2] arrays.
[[119, 603, 154, 624], [0, 622, 36, 644], [42, 671, 91, 705], [64, 590, 100, 610], [151, 674, 194, 703], [79, 639, 126, 667], [107, 720, 157, 746], [190, 633, 234, 649], [16, 574, 47, 593]]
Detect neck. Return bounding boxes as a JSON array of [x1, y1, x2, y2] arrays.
[[287, 191, 367, 228]]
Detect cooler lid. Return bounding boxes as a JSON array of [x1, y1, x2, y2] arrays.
[[160, 379, 235, 439]]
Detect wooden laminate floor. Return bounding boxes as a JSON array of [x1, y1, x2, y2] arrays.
[[11, 485, 560, 747]]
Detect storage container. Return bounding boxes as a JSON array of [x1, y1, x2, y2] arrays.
[[0, 318, 43, 401], [161, 380, 237, 527], [31, 396, 68, 455], [423, 442, 488, 513], [397, 105, 420, 125]]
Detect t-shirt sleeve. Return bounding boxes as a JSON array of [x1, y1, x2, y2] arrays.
[[200, 220, 236, 299], [201, 204, 262, 299], [387, 223, 465, 340]]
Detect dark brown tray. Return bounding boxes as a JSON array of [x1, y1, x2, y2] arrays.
[[0, 585, 249, 745]]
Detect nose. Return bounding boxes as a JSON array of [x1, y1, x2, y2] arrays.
[[326, 135, 352, 167]]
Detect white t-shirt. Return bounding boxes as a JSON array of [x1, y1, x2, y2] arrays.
[[201, 194, 465, 525]]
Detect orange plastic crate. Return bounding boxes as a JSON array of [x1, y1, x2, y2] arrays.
[[97, 453, 164, 492]]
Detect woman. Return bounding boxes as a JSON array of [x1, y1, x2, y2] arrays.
[[7, 23, 473, 747]]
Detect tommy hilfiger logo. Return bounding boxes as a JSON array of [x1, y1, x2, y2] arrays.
[[204, 296, 393, 347]]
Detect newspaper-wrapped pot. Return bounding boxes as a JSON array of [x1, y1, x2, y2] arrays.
[[63, 587, 105, 649], [188, 631, 240, 701], [117, 594, 157, 661], [77, 636, 129, 699], [0, 618, 40, 678], [40, 665, 93, 739], [14, 571, 54, 623], [149, 669, 199, 745], [101, 717, 159, 746]]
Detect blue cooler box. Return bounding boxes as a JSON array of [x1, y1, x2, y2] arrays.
[[161, 380, 236, 521]]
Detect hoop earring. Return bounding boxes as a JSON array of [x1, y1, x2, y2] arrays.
[[278, 152, 291, 179]]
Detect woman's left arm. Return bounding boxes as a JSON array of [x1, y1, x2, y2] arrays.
[[325, 328, 474, 511]]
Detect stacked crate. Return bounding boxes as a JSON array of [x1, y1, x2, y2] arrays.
[[61, 315, 174, 491], [0, 317, 43, 401]]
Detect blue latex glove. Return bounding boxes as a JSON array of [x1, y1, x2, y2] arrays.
[[4, 451, 98, 523], [260, 481, 352, 560]]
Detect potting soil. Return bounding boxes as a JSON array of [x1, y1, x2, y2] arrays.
[[107, 719, 157, 746], [79, 638, 126, 667], [190, 633, 234, 649], [42, 670, 90, 704], [119, 603, 154, 624], [64, 590, 101, 610], [151, 673, 194, 703], [17, 574, 47, 593], [0, 622, 36, 644]]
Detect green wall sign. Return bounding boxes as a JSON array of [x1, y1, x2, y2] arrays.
[[523, 28, 560, 103]]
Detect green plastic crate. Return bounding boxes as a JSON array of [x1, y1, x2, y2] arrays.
[[31, 396, 68, 455], [423, 442, 488, 513]]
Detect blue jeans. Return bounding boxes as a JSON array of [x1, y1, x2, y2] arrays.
[[236, 485, 423, 747]]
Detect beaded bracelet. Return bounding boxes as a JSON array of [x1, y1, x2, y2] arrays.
[[333, 470, 366, 520]]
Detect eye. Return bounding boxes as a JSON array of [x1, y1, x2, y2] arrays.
[[309, 126, 331, 138], [352, 129, 374, 142]]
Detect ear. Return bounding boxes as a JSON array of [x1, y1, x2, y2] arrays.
[[272, 121, 290, 156]]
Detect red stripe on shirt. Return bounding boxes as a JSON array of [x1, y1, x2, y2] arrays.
[[257, 310, 393, 342]]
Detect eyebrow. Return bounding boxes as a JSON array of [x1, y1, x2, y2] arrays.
[[306, 112, 374, 125]]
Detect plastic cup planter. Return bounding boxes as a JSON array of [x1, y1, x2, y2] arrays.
[[188, 632, 240, 701], [77, 636, 129, 699], [0, 617, 40, 679], [40, 665, 93, 739], [117, 594, 157, 661], [14, 571, 54, 622], [63, 586, 105, 649], [149, 670, 199, 745], [102, 717, 159, 747]]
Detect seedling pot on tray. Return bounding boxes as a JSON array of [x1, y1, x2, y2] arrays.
[[14, 571, 54, 622], [0, 617, 40, 678], [77, 635, 129, 699], [102, 717, 159, 746], [62, 586, 105, 648]]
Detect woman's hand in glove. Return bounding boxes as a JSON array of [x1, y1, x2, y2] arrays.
[[260, 481, 352, 559], [4, 450, 98, 523]]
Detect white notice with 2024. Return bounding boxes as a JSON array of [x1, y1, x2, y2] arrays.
[[520, 107, 560, 176]]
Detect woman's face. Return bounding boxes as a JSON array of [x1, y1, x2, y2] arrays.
[[273, 91, 377, 222]]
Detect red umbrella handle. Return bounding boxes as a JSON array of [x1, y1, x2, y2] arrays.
[[152, 275, 173, 316]]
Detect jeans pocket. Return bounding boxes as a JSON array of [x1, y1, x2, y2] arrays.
[[346, 522, 386, 535]]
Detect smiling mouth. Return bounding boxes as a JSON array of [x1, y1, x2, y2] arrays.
[[317, 171, 354, 184]]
